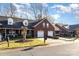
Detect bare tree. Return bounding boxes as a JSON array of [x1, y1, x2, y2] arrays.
[[0, 4, 5, 16], [1, 3, 17, 47], [19, 4, 29, 19], [30, 3, 48, 20], [0, 7, 2, 16], [3, 3, 17, 17]]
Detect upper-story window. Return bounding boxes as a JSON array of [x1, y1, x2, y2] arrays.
[[43, 22, 45, 27], [47, 23, 49, 28]]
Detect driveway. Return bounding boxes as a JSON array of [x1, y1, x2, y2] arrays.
[[0, 38, 79, 56]]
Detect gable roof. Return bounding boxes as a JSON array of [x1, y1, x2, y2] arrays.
[[33, 18, 55, 28], [33, 19, 45, 27], [55, 24, 67, 31], [27, 19, 43, 29], [52, 24, 60, 31]]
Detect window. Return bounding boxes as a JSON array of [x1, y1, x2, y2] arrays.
[[8, 18, 14, 25], [43, 22, 45, 27], [47, 23, 49, 28]]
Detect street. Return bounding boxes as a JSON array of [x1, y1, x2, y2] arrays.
[[0, 38, 79, 56]]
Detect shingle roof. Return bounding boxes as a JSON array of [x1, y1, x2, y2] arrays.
[[0, 16, 69, 32], [55, 24, 67, 31], [0, 19, 42, 29], [27, 19, 42, 29], [69, 24, 79, 31], [0, 20, 23, 29], [52, 24, 60, 31]]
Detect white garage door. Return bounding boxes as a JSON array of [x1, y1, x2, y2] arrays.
[[48, 31, 53, 37], [37, 31, 44, 37]]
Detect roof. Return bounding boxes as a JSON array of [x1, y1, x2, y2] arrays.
[[69, 24, 79, 31], [0, 18, 43, 29], [0, 16, 34, 23], [0, 16, 35, 29], [56, 23, 68, 26], [0, 17, 68, 31], [55, 24, 67, 31], [27, 19, 43, 29], [52, 24, 60, 31], [0, 20, 23, 29]]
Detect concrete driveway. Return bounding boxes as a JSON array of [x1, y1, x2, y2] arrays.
[[0, 38, 79, 56]]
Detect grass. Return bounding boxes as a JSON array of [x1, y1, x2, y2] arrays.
[[0, 38, 48, 49]]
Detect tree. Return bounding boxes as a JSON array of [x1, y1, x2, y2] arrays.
[[18, 4, 29, 41], [19, 4, 29, 19], [1, 3, 17, 47], [3, 3, 17, 17], [0, 4, 3, 16], [30, 3, 48, 20], [47, 15, 55, 24]]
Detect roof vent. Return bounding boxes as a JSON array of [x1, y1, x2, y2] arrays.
[[23, 20, 28, 26]]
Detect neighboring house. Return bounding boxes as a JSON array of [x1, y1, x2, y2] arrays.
[[69, 24, 79, 37], [55, 24, 68, 37], [0, 16, 68, 40]]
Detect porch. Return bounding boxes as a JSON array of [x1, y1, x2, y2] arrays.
[[0, 28, 35, 41]]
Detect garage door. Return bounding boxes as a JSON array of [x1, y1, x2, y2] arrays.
[[37, 31, 44, 37], [48, 31, 53, 37]]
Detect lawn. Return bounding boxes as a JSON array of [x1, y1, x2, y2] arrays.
[[0, 38, 47, 49]]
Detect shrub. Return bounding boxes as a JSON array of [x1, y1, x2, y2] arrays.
[[10, 36, 23, 40], [53, 36, 59, 39], [26, 35, 32, 38]]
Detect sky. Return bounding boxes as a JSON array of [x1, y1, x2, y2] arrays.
[[0, 3, 79, 25]]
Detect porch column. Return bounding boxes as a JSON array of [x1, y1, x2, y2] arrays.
[[34, 30, 36, 38], [18, 29, 21, 35], [5, 28, 7, 39]]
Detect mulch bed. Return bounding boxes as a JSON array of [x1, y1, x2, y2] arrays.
[[15, 39, 33, 43]]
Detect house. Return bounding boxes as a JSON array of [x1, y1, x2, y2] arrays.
[[31, 18, 54, 37], [25, 18, 68, 38], [55, 24, 68, 37], [0, 16, 33, 40], [0, 16, 68, 40], [69, 24, 79, 37]]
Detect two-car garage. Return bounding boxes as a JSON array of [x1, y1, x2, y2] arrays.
[[34, 19, 55, 38], [37, 31, 53, 38]]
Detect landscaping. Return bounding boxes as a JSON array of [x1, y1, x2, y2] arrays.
[[0, 38, 47, 49]]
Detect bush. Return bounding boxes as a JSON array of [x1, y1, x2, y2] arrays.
[[10, 36, 23, 40], [47, 36, 53, 38], [26, 35, 32, 38], [53, 36, 59, 39], [15, 39, 33, 43]]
